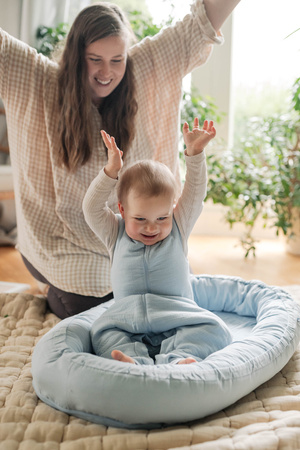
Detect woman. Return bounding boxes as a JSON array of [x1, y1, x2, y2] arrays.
[[0, 0, 240, 318]]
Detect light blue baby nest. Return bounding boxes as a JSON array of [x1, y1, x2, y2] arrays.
[[32, 275, 300, 429]]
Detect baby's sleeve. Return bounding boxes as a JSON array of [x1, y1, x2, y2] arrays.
[[174, 152, 207, 253], [83, 169, 119, 254]]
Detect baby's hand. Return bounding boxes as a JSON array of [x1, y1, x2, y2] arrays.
[[101, 130, 123, 179], [183, 118, 216, 156]]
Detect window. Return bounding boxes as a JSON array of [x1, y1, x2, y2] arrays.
[[232, 0, 300, 144]]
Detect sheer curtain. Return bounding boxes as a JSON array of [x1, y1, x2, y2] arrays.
[[20, 0, 70, 45], [20, 0, 90, 46]]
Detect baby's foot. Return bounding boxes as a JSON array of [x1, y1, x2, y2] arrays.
[[111, 350, 135, 364], [177, 357, 197, 365]]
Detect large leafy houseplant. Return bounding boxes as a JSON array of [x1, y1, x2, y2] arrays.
[[206, 78, 300, 257]]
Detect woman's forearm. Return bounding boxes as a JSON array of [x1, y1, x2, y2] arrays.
[[203, 0, 241, 31]]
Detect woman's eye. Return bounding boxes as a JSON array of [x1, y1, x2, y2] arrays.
[[88, 58, 122, 64]]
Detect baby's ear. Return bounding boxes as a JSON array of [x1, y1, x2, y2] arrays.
[[118, 202, 125, 218]]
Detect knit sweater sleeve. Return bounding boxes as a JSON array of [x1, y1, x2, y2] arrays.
[[174, 152, 207, 254], [0, 28, 52, 108], [131, 0, 223, 81], [82, 170, 119, 256]]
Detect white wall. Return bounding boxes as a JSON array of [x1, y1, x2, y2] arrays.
[[191, 17, 234, 147], [190, 15, 251, 238]]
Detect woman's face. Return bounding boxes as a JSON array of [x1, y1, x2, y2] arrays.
[[85, 35, 128, 106]]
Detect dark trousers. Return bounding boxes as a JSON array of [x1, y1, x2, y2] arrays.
[[21, 255, 113, 319]]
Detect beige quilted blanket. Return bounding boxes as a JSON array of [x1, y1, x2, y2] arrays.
[[1, 287, 300, 450]]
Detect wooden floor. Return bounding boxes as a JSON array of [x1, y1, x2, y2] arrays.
[[188, 235, 300, 286], [0, 235, 299, 294], [0, 246, 40, 294]]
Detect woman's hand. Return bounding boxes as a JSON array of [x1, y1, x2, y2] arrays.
[[183, 118, 216, 156], [101, 130, 123, 179]]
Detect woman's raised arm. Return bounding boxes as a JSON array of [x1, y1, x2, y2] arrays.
[[203, 0, 241, 32]]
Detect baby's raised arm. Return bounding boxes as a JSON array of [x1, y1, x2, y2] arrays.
[[183, 118, 216, 156], [101, 130, 123, 179]]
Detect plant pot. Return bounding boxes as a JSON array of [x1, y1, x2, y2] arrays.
[[286, 208, 300, 256]]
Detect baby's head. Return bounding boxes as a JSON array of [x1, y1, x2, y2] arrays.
[[117, 160, 177, 245]]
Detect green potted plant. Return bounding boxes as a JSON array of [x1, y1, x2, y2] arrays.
[[206, 78, 300, 257]]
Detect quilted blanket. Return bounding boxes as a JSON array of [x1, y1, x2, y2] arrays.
[[1, 287, 300, 450]]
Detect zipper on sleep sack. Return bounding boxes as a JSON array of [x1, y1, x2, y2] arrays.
[[143, 246, 150, 292]]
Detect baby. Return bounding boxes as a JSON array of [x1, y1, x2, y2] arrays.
[[83, 119, 232, 365]]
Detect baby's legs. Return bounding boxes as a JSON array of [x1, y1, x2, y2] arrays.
[[111, 350, 136, 364], [154, 328, 201, 365], [92, 327, 154, 365], [156, 321, 231, 365], [110, 341, 196, 365], [177, 357, 197, 364]]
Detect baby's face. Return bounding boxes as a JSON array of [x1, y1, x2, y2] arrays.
[[118, 190, 174, 245]]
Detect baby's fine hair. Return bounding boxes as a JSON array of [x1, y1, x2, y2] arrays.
[[117, 160, 177, 204]]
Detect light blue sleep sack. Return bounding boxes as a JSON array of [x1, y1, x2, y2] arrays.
[[91, 218, 232, 364]]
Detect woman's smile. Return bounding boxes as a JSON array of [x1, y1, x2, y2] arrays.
[[96, 78, 112, 86]]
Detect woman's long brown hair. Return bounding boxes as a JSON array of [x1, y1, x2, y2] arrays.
[[57, 3, 138, 171]]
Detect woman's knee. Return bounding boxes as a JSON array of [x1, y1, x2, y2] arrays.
[[47, 287, 113, 319]]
